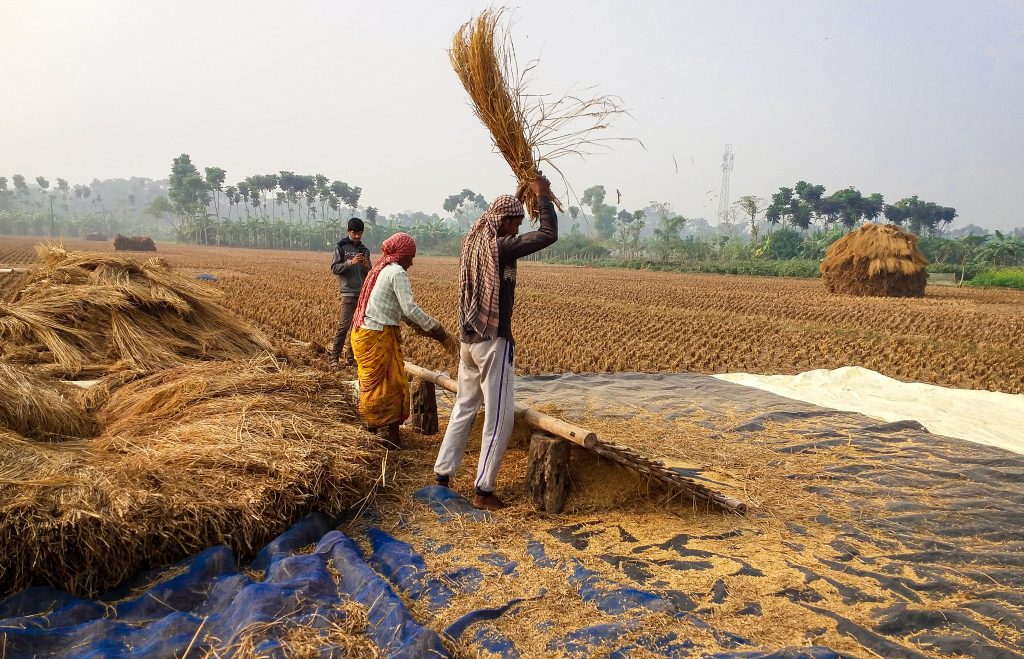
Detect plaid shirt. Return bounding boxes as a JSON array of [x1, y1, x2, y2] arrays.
[[360, 263, 439, 332]]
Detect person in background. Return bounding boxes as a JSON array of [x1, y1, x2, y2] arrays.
[[350, 232, 447, 448], [329, 217, 372, 367], [433, 174, 557, 511]]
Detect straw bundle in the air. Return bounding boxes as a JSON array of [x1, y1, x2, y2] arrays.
[[451, 8, 545, 216], [0, 356, 385, 597], [820, 224, 929, 297], [0, 244, 272, 376], [450, 8, 629, 219]]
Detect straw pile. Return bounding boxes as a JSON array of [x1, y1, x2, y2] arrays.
[[113, 234, 156, 251], [450, 8, 630, 218], [0, 355, 386, 597], [0, 244, 272, 377], [356, 404, 906, 657], [820, 223, 928, 297], [0, 360, 95, 440], [204, 603, 380, 658]]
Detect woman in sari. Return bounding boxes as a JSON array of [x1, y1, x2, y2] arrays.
[[350, 232, 447, 447]]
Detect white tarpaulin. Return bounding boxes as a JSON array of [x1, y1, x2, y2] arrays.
[[715, 366, 1024, 455]]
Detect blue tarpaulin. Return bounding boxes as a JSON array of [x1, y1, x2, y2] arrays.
[[0, 514, 446, 658], [8, 372, 1013, 656], [0, 494, 843, 658]]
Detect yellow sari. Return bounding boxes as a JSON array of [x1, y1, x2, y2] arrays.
[[350, 325, 409, 427]]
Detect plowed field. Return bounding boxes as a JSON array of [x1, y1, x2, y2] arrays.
[[3, 237, 1022, 393]]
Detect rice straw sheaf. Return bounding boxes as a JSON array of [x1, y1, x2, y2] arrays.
[[0, 244, 272, 376], [93, 355, 357, 436], [450, 7, 633, 219], [0, 356, 386, 597], [0, 360, 96, 440], [820, 223, 929, 297]]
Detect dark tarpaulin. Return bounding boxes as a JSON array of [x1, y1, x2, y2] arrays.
[[513, 373, 1024, 657], [3, 373, 1021, 657]]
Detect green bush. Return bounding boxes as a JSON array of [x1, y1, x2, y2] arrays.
[[917, 236, 958, 263], [799, 228, 845, 260], [969, 268, 1024, 290], [763, 228, 803, 259]]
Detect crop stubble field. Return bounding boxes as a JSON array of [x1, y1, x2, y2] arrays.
[[3, 236, 1023, 394]]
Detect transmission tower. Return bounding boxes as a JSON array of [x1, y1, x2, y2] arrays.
[[717, 144, 734, 226]]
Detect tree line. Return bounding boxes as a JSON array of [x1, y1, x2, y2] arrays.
[[8, 160, 1022, 275], [148, 154, 372, 251], [0, 174, 167, 238], [762, 181, 957, 237]]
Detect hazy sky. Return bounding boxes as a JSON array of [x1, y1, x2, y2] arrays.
[[3, 0, 1023, 229]]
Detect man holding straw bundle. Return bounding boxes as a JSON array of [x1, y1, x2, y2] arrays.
[[433, 174, 557, 511], [351, 232, 447, 448]]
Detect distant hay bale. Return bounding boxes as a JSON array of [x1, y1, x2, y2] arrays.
[[0, 244, 272, 377], [113, 234, 156, 251], [820, 224, 928, 297], [84, 232, 108, 242], [0, 360, 95, 441], [0, 356, 385, 598]]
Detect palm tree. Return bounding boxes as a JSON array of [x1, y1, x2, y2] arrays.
[[977, 231, 1024, 268]]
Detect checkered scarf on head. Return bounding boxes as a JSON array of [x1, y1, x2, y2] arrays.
[[460, 195, 524, 339], [352, 232, 417, 329]]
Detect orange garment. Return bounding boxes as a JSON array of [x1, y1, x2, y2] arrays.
[[351, 325, 409, 427]]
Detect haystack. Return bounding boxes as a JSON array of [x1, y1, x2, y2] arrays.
[[820, 223, 928, 297], [113, 234, 156, 251], [0, 244, 272, 376], [0, 356, 385, 597]]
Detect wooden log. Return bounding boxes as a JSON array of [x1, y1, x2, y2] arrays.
[[402, 361, 747, 514], [405, 362, 457, 391], [513, 403, 596, 448], [526, 433, 571, 513], [409, 377, 438, 435], [404, 362, 597, 448]]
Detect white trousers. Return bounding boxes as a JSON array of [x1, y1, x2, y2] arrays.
[[433, 337, 515, 493]]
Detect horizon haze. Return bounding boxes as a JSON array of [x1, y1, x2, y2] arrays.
[[2, 0, 1023, 230]]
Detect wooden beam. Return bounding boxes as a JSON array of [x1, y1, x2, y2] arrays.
[[404, 361, 597, 449], [403, 360, 747, 514], [405, 362, 457, 391]]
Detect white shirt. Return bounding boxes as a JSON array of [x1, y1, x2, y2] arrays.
[[361, 263, 440, 332]]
